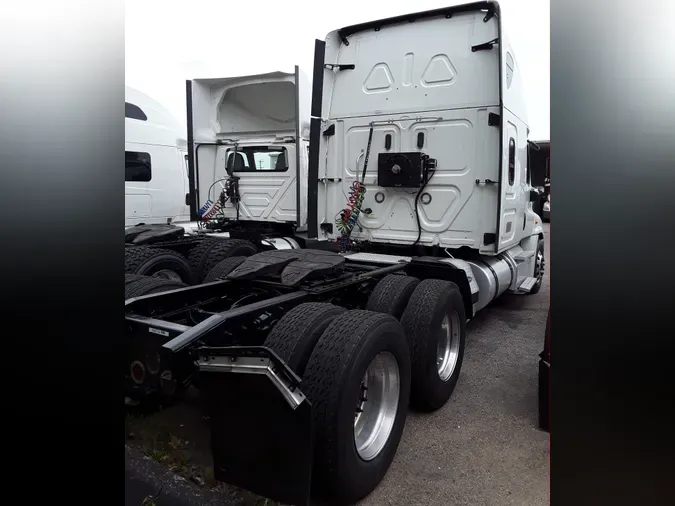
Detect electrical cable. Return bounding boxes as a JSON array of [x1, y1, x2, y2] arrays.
[[199, 144, 242, 222], [412, 166, 436, 247]]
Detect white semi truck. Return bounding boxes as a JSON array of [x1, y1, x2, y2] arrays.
[[125, 86, 190, 227], [124, 70, 312, 285], [125, 2, 546, 504]]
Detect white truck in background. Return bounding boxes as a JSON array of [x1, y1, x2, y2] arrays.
[[125, 86, 190, 227], [124, 70, 312, 286], [126, 69, 311, 235]]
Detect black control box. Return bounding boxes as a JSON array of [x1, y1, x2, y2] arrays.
[[377, 152, 436, 188]]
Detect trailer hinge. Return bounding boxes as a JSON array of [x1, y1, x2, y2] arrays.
[[319, 177, 342, 183], [483, 233, 496, 246], [488, 112, 500, 127], [483, 9, 496, 23], [323, 124, 335, 136], [476, 179, 499, 185], [324, 63, 355, 71], [472, 37, 499, 52]]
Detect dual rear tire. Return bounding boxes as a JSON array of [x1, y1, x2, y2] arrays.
[[187, 238, 257, 283], [124, 238, 257, 285], [264, 305, 410, 504], [262, 276, 466, 503], [124, 274, 187, 299], [400, 278, 466, 411], [367, 274, 467, 411]]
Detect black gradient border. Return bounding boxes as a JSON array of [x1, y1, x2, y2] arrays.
[[551, 0, 674, 504]]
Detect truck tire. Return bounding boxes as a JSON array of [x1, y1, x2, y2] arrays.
[[125, 247, 193, 284], [125, 273, 147, 286], [187, 239, 218, 277], [366, 274, 420, 320], [303, 310, 411, 504], [125, 277, 187, 300], [263, 303, 346, 376], [400, 279, 466, 411], [188, 239, 256, 283], [201, 239, 257, 280], [202, 256, 248, 284], [529, 238, 546, 295]]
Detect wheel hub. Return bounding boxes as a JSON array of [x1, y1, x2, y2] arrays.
[[534, 250, 545, 280], [436, 312, 461, 382], [353, 351, 400, 461]]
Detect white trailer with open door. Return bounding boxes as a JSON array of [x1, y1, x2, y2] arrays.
[[185, 67, 311, 239], [124, 69, 312, 286]]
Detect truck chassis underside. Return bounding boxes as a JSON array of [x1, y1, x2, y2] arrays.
[[125, 248, 476, 504]]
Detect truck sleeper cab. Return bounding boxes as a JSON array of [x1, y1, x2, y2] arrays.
[[310, 0, 544, 304]]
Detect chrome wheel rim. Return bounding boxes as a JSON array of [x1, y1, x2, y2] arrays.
[[354, 351, 400, 461], [534, 249, 544, 281], [437, 312, 461, 382]]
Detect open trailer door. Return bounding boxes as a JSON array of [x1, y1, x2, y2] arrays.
[[186, 68, 309, 228]]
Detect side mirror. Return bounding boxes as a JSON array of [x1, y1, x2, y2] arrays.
[[529, 189, 540, 203]]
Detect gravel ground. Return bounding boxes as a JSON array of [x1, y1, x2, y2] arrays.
[[126, 223, 550, 506], [359, 223, 550, 506]]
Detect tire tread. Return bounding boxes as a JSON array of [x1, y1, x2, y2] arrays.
[[401, 279, 466, 411], [366, 274, 420, 319], [125, 246, 192, 283], [263, 302, 346, 375], [202, 256, 247, 283], [125, 277, 187, 299], [201, 239, 257, 280], [303, 310, 405, 499]]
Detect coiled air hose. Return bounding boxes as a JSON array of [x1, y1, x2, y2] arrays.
[[336, 123, 374, 252]]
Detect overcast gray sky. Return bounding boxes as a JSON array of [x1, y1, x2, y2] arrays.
[[126, 0, 549, 140]]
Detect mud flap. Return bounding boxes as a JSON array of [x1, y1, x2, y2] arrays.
[[196, 346, 313, 506]]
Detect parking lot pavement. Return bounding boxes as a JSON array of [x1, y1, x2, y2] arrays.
[[360, 224, 550, 506]]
